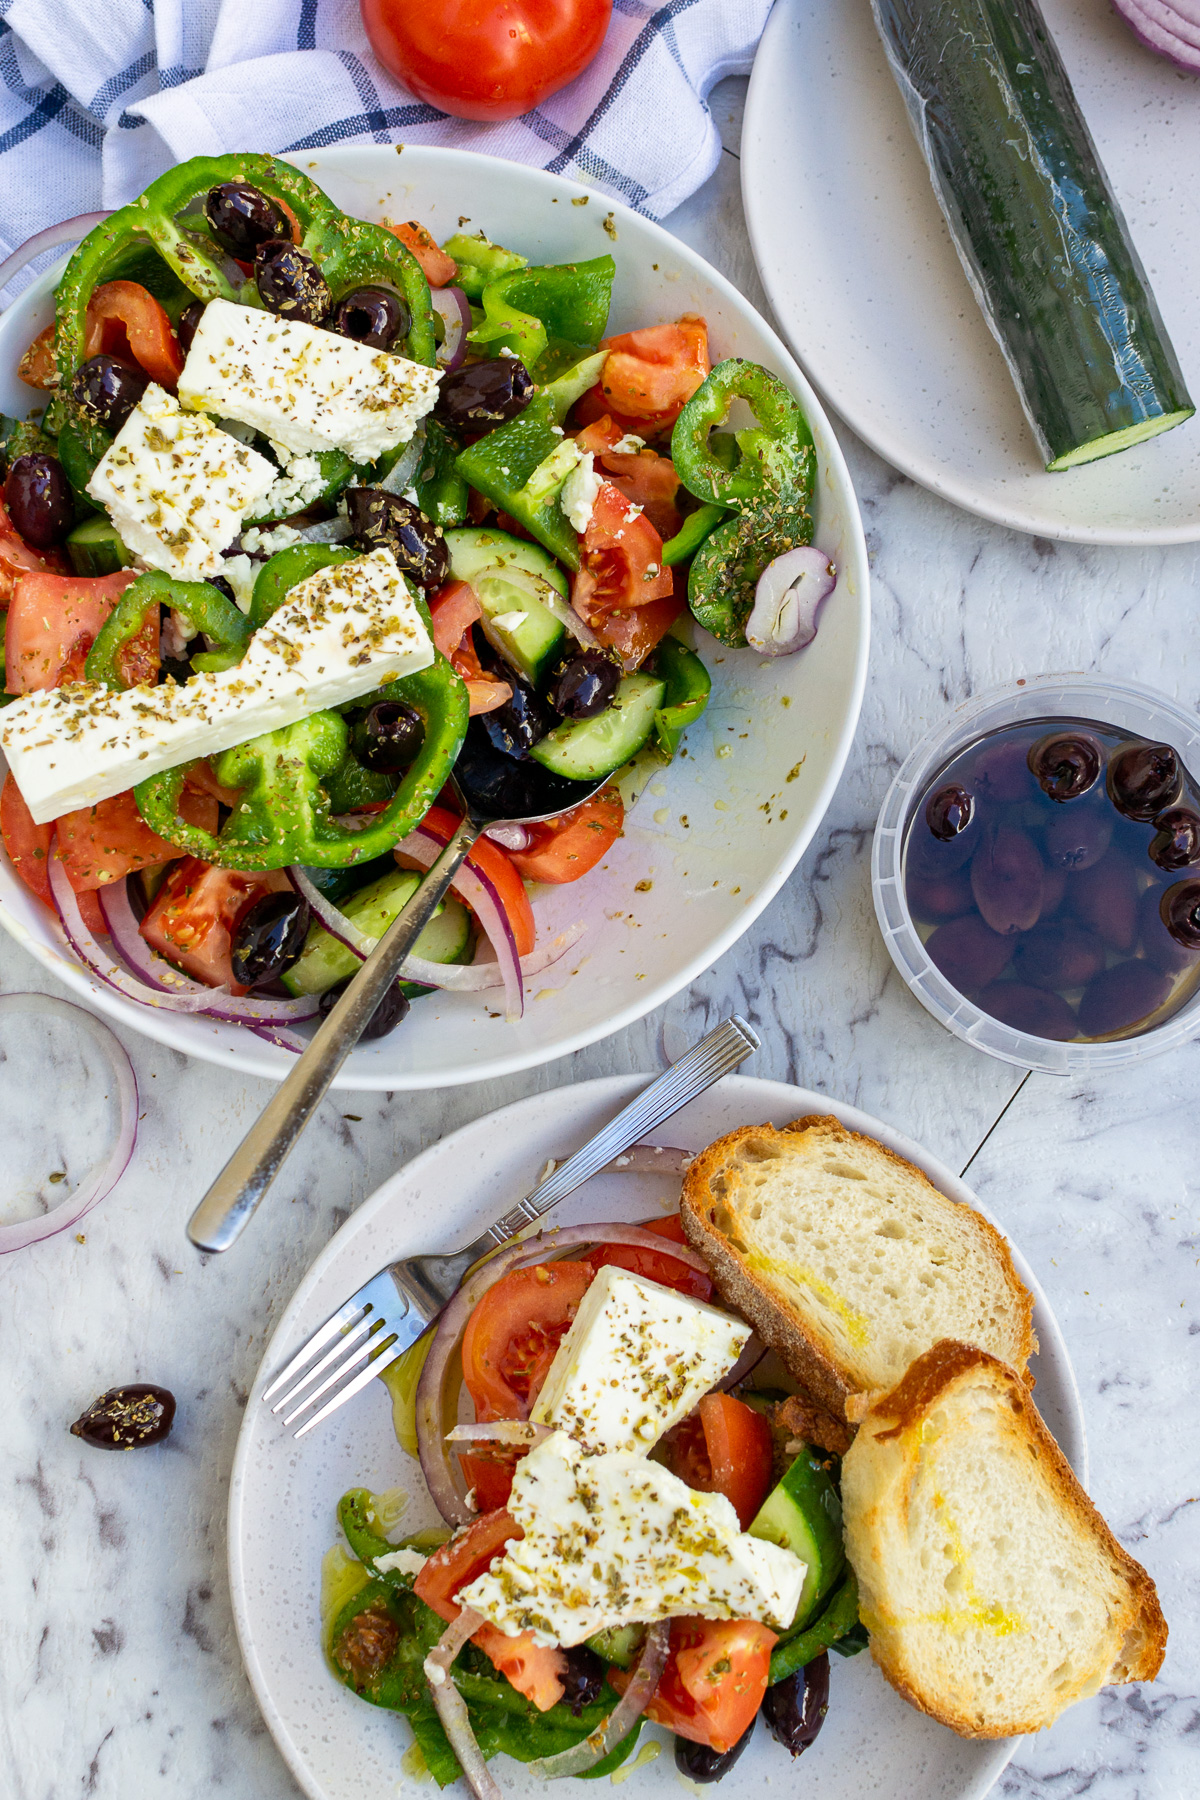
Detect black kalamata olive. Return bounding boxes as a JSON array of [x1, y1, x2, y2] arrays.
[[1149, 807, 1200, 873], [1042, 805, 1112, 871], [675, 1717, 756, 1783], [319, 977, 411, 1039], [176, 299, 206, 356], [549, 650, 620, 720], [1027, 731, 1102, 802], [762, 1652, 830, 1756], [478, 651, 557, 758], [1078, 959, 1172, 1038], [332, 285, 410, 349], [71, 353, 148, 433], [1107, 741, 1183, 821], [159, 654, 195, 685], [230, 892, 310, 988], [4, 453, 73, 549], [344, 488, 450, 591], [560, 1646, 606, 1716], [924, 782, 974, 842], [206, 574, 238, 607], [354, 700, 426, 771], [205, 182, 290, 257], [70, 1383, 176, 1450], [971, 736, 1038, 804], [437, 356, 535, 430], [255, 239, 332, 323], [1161, 879, 1200, 949]]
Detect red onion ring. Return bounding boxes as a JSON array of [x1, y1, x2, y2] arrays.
[[0, 993, 136, 1253], [414, 1223, 711, 1525], [483, 823, 530, 852], [50, 860, 216, 1014], [747, 547, 836, 658], [714, 1333, 766, 1392], [396, 822, 524, 1020], [0, 211, 113, 297], [529, 1620, 671, 1778], [432, 286, 472, 371], [1111, 0, 1200, 69], [424, 1608, 503, 1800], [446, 1420, 552, 1447]]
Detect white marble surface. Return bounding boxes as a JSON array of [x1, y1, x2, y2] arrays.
[[3, 77, 1198, 1800]]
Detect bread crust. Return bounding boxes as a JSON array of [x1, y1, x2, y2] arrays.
[[680, 1116, 1035, 1419], [844, 1340, 1168, 1737]]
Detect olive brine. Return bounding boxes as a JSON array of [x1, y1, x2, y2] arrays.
[[905, 719, 1200, 1041]]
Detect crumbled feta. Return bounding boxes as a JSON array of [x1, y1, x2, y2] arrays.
[[220, 554, 258, 614], [86, 384, 277, 582], [179, 298, 441, 463], [458, 1430, 804, 1646], [1, 550, 432, 823], [241, 523, 302, 556], [374, 1547, 428, 1577], [258, 442, 329, 518], [490, 610, 528, 632], [610, 434, 646, 454], [531, 1266, 748, 1455], [560, 450, 602, 534]]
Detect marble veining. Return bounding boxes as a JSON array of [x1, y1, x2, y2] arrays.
[[2, 78, 1197, 1800]]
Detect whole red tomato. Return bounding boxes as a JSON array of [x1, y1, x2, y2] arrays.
[[361, 0, 613, 122]]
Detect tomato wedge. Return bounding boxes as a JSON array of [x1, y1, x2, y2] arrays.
[[21, 282, 185, 391], [139, 858, 294, 992], [396, 802, 535, 957], [580, 1223, 713, 1302], [662, 1393, 774, 1529], [613, 1617, 776, 1753], [387, 219, 458, 287], [508, 786, 623, 885], [414, 1509, 567, 1711], [428, 581, 512, 715], [600, 316, 710, 426], [574, 416, 682, 540], [1, 773, 52, 903], [5, 569, 142, 692], [55, 786, 219, 893], [574, 582, 684, 668]]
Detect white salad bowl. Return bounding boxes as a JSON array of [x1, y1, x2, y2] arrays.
[[0, 146, 869, 1090]]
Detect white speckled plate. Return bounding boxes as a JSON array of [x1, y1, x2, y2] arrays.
[[228, 1073, 1087, 1800], [0, 146, 868, 1090], [742, 0, 1200, 543]]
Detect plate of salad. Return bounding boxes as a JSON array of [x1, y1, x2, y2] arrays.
[[227, 1072, 1086, 1800], [0, 146, 868, 1090]]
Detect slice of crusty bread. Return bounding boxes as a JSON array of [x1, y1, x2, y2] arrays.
[[841, 1340, 1166, 1737], [680, 1115, 1035, 1418]]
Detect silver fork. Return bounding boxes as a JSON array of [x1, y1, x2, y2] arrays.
[[260, 1014, 758, 1438]]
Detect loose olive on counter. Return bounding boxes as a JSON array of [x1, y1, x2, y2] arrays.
[[70, 1384, 176, 1450]]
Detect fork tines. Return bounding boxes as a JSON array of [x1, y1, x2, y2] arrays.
[[260, 1269, 413, 1438]]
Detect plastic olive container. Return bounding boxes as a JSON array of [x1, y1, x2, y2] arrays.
[[871, 674, 1200, 1074]]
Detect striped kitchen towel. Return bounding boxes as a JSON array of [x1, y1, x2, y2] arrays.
[[0, 0, 771, 279]]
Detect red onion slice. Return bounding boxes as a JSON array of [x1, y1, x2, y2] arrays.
[[432, 286, 472, 371], [398, 822, 525, 1021], [50, 861, 217, 1014], [0, 993, 136, 1253], [1111, 0, 1200, 68], [0, 211, 113, 296], [415, 1223, 711, 1525], [483, 823, 530, 852], [446, 1420, 553, 1447], [714, 1333, 766, 1392], [747, 546, 837, 657], [379, 423, 427, 496], [424, 1608, 503, 1800], [529, 1620, 671, 1778]]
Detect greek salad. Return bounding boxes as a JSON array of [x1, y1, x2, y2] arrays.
[[324, 1212, 863, 1790], [0, 153, 834, 1048]]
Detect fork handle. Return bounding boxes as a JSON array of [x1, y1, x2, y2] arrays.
[[187, 814, 483, 1254]]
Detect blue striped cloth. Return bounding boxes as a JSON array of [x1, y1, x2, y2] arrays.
[[0, 0, 770, 281]]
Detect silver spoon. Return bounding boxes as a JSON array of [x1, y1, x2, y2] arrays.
[[187, 723, 605, 1253]]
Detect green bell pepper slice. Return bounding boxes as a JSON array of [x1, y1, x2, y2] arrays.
[[687, 489, 813, 649], [468, 256, 615, 373], [324, 747, 396, 813], [767, 1570, 861, 1686], [441, 231, 528, 301], [455, 390, 580, 568], [653, 637, 711, 758], [84, 570, 253, 685], [250, 543, 358, 628], [672, 359, 815, 511], [539, 348, 608, 425], [413, 418, 469, 527], [661, 502, 727, 566]]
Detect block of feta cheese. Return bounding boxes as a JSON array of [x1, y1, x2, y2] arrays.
[[86, 384, 277, 582], [178, 299, 441, 463], [458, 1429, 805, 1646], [530, 1265, 749, 1455], [1, 550, 432, 823]]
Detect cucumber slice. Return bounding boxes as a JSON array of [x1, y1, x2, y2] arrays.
[[473, 572, 565, 686], [445, 525, 568, 596], [585, 1624, 646, 1671], [749, 1448, 845, 1631], [531, 673, 664, 781], [282, 871, 472, 998], [66, 515, 130, 577]]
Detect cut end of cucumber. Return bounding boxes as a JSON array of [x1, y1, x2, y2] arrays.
[[1046, 407, 1196, 472]]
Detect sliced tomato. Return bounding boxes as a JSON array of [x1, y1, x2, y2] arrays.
[[574, 582, 684, 668], [613, 1617, 775, 1753], [573, 382, 675, 443], [600, 316, 710, 426], [571, 484, 673, 652], [414, 1509, 567, 1712], [5, 569, 141, 692], [509, 786, 623, 885], [662, 1394, 774, 1529], [397, 802, 536, 957], [574, 416, 625, 456], [580, 1225, 713, 1302], [55, 785, 218, 893], [84, 282, 184, 388], [138, 858, 293, 992], [428, 580, 512, 715], [387, 220, 458, 287], [16, 328, 56, 390], [75, 888, 107, 935], [0, 498, 69, 602], [574, 417, 682, 540], [1, 773, 52, 904]]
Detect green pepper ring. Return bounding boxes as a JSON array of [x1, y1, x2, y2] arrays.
[[672, 357, 815, 511], [85, 570, 254, 685]]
